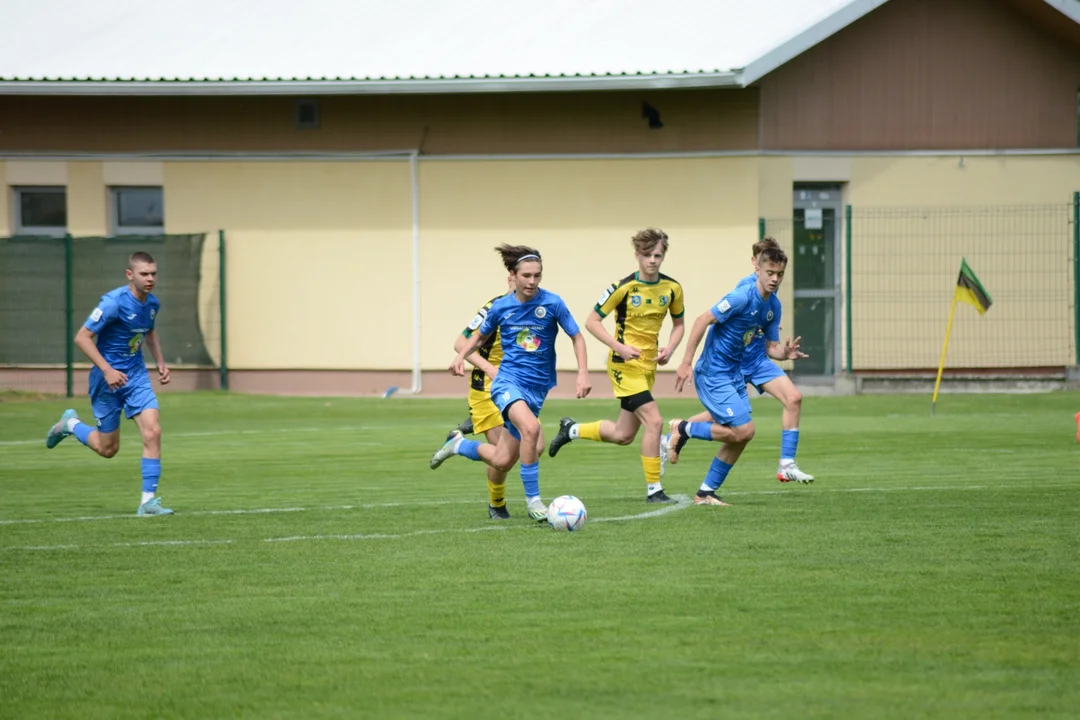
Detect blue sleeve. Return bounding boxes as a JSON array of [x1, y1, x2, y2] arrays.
[[84, 295, 119, 334], [764, 300, 781, 343], [555, 298, 580, 337], [710, 289, 746, 326]]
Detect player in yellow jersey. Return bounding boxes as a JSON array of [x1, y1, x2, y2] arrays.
[[547, 228, 685, 502], [452, 278, 545, 519]]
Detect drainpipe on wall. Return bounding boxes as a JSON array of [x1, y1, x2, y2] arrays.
[[384, 149, 423, 397]]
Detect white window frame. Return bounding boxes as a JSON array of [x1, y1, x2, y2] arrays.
[[12, 186, 68, 237], [109, 186, 165, 235]]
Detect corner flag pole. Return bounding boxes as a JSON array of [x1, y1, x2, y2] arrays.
[[931, 295, 959, 416]]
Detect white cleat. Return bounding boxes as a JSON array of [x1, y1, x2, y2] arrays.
[[777, 462, 814, 484], [430, 431, 462, 470], [659, 433, 669, 477], [526, 498, 548, 523]]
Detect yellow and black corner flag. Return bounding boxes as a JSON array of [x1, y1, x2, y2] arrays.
[[954, 258, 993, 315], [932, 259, 992, 414]]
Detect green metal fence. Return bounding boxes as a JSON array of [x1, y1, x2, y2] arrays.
[[762, 203, 1078, 374], [0, 233, 226, 396]]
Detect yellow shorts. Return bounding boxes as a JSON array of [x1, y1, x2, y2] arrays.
[[607, 363, 655, 398], [468, 388, 504, 435]]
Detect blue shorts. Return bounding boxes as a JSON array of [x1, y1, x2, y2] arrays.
[[89, 368, 159, 433], [694, 370, 752, 427], [490, 377, 546, 441], [742, 353, 785, 395]]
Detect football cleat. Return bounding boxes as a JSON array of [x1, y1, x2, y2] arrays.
[[137, 497, 174, 516], [430, 431, 462, 470], [777, 462, 814, 484], [46, 409, 79, 449], [449, 416, 474, 440], [646, 489, 675, 503], [547, 417, 575, 458], [526, 498, 548, 523], [488, 504, 512, 520], [693, 492, 732, 507], [665, 419, 689, 464]]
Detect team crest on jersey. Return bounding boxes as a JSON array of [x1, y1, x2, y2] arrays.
[[150, 309, 156, 320], [516, 330, 542, 351], [534, 307, 547, 319], [631, 295, 642, 307], [659, 296, 668, 306], [766, 310, 774, 322], [742, 329, 756, 346], [718, 300, 731, 313]]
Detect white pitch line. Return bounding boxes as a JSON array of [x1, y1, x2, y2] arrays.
[[3, 499, 693, 551], [0, 482, 1074, 527], [11, 539, 234, 551], [0, 422, 462, 447]]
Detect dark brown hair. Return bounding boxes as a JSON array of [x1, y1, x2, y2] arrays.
[[128, 251, 156, 268], [758, 246, 788, 266], [752, 236, 780, 257], [494, 244, 542, 273]]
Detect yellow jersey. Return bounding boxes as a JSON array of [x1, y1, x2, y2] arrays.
[[594, 272, 684, 371], [461, 294, 507, 392]]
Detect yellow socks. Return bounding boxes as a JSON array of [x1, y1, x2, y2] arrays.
[[577, 421, 603, 442]]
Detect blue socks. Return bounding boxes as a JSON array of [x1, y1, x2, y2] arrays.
[[781, 429, 799, 461], [73, 422, 93, 446], [141, 458, 161, 494], [688, 422, 713, 441], [457, 438, 482, 461], [520, 461, 540, 498], [699, 457, 733, 493]]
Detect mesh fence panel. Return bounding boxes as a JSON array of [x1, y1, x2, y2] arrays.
[[852, 205, 1072, 371], [763, 205, 1076, 373], [0, 234, 220, 387]]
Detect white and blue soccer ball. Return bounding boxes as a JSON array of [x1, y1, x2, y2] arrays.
[[547, 495, 587, 532]]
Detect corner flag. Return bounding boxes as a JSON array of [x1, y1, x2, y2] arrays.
[[932, 259, 992, 414], [954, 259, 993, 315]]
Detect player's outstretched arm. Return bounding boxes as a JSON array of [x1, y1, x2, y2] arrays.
[[450, 331, 488, 376], [74, 326, 128, 390], [674, 310, 715, 392], [766, 336, 809, 361], [584, 309, 640, 360], [570, 332, 591, 398], [453, 333, 498, 380], [144, 329, 170, 385]]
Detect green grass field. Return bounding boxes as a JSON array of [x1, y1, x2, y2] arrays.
[[1, 391, 1078, 719]]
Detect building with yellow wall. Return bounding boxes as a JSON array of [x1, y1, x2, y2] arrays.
[[1, 0, 1078, 396]]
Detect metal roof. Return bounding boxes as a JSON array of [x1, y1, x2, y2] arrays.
[[0, 0, 1077, 94]]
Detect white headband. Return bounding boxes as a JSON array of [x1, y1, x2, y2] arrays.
[[515, 254, 541, 265]]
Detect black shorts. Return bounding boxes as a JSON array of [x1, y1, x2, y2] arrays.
[[619, 390, 655, 413]]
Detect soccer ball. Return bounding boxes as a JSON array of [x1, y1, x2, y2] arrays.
[[547, 495, 587, 532]]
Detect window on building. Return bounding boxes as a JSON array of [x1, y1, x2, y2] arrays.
[[111, 187, 164, 235], [13, 186, 68, 236], [296, 98, 320, 130]]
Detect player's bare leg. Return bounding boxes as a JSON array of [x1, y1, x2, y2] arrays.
[[761, 376, 813, 483], [133, 409, 172, 515], [694, 424, 755, 507]]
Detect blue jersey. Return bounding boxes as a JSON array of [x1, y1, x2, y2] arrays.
[[83, 286, 160, 375], [736, 272, 768, 368], [478, 288, 580, 392], [695, 280, 781, 378]]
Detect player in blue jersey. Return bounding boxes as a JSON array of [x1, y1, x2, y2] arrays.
[[669, 237, 813, 483], [666, 246, 807, 506], [429, 244, 591, 522], [45, 251, 174, 516]]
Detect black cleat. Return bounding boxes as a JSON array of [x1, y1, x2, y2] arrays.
[[646, 490, 675, 503], [448, 416, 474, 440], [548, 417, 576, 458], [488, 504, 512, 519]]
